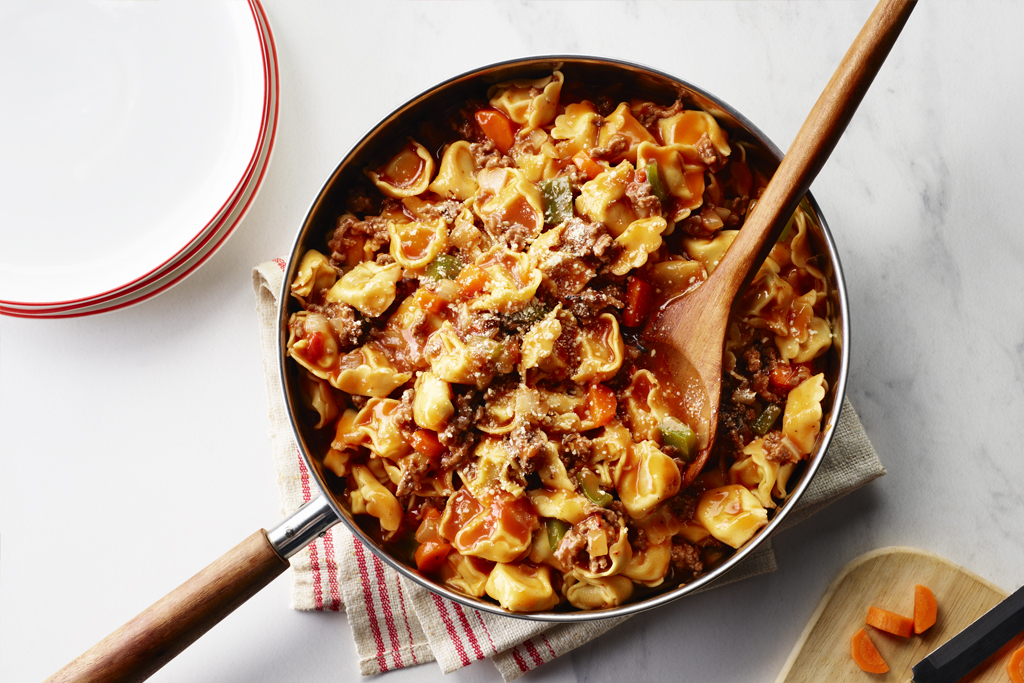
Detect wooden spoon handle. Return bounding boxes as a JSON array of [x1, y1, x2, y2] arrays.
[[44, 530, 289, 683], [713, 0, 916, 300]]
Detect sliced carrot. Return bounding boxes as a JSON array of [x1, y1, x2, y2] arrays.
[[1007, 643, 1024, 683], [572, 151, 605, 180], [851, 628, 889, 674], [866, 605, 915, 638], [914, 584, 937, 634], [587, 383, 617, 428], [410, 429, 446, 460], [414, 540, 452, 574], [455, 263, 488, 297], [474, 109, 516, 154]]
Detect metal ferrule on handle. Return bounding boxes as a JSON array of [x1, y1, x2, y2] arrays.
[[266, 494, 341, 559]]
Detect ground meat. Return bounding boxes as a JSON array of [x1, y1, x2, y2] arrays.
[[470, 139, 512, 169], [508, 422, 547, 475], [625, 174, 662, 218], [328, 213, 391, 262], [396, 453, 431, 497], [695, 132, 718, 167], [762, 429, 800, 464], [393, 388, 416, 441], [589, 133, 630, 161], [306, 302, 368, 352], [561, 217, 614, 261], [743, 342, 787, 404], [627, 524, 648, 553], [553, 514, 620, 575], [496, 220, 534, 252], [679, 212, 719, 240], [631, 98, 684, 129], [560, 432, 592, 465], [718, 398, 756, 457], [563, 282, 625, 323], [670, 541, 703, 577], [439, 388, 484, 469], [724, 195, 750, 227], [411, 199, 464, 225]]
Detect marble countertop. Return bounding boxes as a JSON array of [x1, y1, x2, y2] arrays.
[[4, 2, 1024, 682]]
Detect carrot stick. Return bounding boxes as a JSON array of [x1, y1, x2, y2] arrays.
[[851, 628, 889, 674], [1007, 644, 1024, 683], [866, 605, 914, 638], [914, 584, 937, 634], [474, 109, 515, 154]]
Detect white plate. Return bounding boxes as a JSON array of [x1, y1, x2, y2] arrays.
[[0, 0, 270, 306]]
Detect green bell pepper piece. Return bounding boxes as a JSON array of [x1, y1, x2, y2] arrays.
[[424, 254, 463, 281], [659, 417, 698, 462], [751, 404, 782, 435], [577, 469, 612, 507], [540, 176, 573, 226], [645, 162, 670, 205], [546, 518, 571, 551]]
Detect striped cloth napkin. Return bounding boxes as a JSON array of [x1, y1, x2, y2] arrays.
[[253, 258, 886, 680]]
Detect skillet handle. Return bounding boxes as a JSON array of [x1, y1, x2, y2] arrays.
[[44, 529, 289, 683]]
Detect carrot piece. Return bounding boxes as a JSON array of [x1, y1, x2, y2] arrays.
[[572, 151, 604, 180], [587, 383, 617, 428], [456, 263, 488, 297], [851, 628, 889, 674], [1007, 643, 1024, 683], [414, 540, 452, 574], [410, 429, 446, 460], [623, 276, 655, 328], [474, 109, 516, 154], [914, 584, 937, 634], [866, 605, 915, 638]]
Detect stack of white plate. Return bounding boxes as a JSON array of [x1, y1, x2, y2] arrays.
[[0, 0, 278, 318]]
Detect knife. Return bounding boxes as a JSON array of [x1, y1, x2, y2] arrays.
[[911, 584, 1024, 682]]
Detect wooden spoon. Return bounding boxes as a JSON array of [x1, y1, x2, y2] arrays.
[[642, 0, 916, 487]]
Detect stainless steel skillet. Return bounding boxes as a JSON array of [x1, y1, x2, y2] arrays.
[[45, 56, 850, 683]]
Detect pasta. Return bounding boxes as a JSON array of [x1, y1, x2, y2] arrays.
[[286, 71, 835, 612]]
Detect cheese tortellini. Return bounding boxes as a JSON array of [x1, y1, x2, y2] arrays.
[[285, 70, 835, 613]]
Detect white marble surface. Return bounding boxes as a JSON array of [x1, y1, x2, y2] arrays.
[[4, 1, 1024, 681]]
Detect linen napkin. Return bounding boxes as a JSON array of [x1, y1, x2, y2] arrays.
[[253, 258, 886, 680]]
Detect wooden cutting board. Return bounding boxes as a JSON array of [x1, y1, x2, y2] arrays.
[[775, 547, 1023, 682]]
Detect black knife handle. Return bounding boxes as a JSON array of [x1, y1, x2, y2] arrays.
[[912, 585, 1024, 683]]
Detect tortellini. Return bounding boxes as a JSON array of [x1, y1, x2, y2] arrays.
[[614, 440, 681, 519], [488, 70, 564, 132], [696, 485, 769, 549], [325, 261, 401, 317], [366, 139, 435, 198], [428, 141, 479, 200], [485, 562, 559, 613]]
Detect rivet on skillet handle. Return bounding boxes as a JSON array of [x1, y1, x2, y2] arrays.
[[44, 496, 339, 683]]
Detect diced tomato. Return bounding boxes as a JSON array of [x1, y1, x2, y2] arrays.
[[623, 276, 655, 328], [414, 540, 452, 574], [456, 264, 488, 297], [415, 289, 446, 314], [304, 332, 324, 362], [572, 151, 604, 180], [410, 429, 446, 460], [475, 109, 516, 154], [587, 383, 617, 428], [769, 362, 813, 395]]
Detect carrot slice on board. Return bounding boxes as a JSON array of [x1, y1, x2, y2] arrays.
[[1008, 644, 1024, 683], [866, 605, 915, 638], [914, 584, 938, 634], [851, 628, 889, 674]]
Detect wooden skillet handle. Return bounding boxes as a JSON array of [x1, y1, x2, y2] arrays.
[[44, 530, 289, 683]]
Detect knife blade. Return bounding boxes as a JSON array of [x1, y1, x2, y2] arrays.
[[911, 584, 1024, 682]]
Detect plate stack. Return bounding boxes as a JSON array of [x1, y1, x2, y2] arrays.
[[0, 0, 278, 318]]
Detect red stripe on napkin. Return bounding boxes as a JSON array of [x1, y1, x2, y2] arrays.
[[372, 554, 405, 668], [354, 538, 389, 671], [431, 593, 471, 666], [453, 603, 485, 661], [395, 577, 419, 665]]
